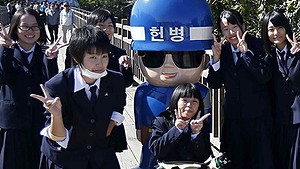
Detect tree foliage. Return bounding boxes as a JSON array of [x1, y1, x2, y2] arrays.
[[208, 0, 299, 38], [76, 0, 133, 22], [77, 0, 299, 38]]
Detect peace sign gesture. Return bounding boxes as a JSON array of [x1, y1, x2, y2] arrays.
[[236, 31, 248, 53], [286, 33, 300, 54], [0, 23, 16, 48], [174, 109, 189, 130], [190, 112, 211, 134], [45, 36, 69, 59], [30, 84, 62, 116], [211, 34, 226, 63]]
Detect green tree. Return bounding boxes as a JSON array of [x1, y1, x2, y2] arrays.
[[208, 0, 299, 38], [77, 0, 133, 21]]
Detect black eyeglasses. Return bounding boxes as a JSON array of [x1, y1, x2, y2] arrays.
[[138, 51, 205, 68], [18, 26, 41, 31]]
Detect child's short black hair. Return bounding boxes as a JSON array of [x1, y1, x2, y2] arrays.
[[69, 25, 111, 65], [87, 8, 116, 28]]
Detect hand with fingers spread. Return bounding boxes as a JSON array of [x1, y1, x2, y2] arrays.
[[174, 109, 189, 130], [211, 34, 225, 63], [30, 84, 62, 116], [190, 113, 210, 134], [118, 55, 132, 69], [236, 31, 248, 53], [286, 33, 300, 54], [0, 23, 16, 48], [45, 36, 69, 59]]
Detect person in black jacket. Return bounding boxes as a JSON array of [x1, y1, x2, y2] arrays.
[[0, 8, 58, 169], [207, 9, 274, 169], [31, 25, 126, 169], [149, 83, 212, 168], [261, 10, 300, 169]]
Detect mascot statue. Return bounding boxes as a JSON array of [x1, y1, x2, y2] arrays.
[[130, 0, 214, 168]]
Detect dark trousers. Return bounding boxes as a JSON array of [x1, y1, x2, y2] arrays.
[[47, 24, 59, 44]]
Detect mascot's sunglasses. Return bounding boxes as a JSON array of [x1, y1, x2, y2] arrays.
[[138, 51, 205, 69]]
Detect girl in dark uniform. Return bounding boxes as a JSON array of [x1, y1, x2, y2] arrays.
[[262, 10, 300, 169], [149, 83, 212, 168], [207, 9, 274, 169], [0, 8, 58, 169]]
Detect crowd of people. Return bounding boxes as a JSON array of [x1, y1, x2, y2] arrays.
[[0, 0, 299, 169]]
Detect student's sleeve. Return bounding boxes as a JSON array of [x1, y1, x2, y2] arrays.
[[149, 117, 184, 159], [240, 49, 272, 84], [0, 46, 16, 85], [207, 59, 223, 89]]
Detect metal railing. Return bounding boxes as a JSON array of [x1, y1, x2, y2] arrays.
[[72, 7, 224, 150], [1, 5, 224, 150]]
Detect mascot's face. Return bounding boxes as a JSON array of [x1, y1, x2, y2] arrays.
[[138, 51, 209, 87]]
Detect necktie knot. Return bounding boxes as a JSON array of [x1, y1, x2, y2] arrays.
[[278, 51, 285, 60], [21, 51, 32, 65], [21, 51, 32, 58], [235, 51, 241, 58]]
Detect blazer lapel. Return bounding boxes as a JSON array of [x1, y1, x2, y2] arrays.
[[286, 51, 296, 71], [72, 89, 93, 113], [94, 75, 110, 111], [224, 46, 238, 80], [67, 68, 93, 113], [13, 47, 27, 66]]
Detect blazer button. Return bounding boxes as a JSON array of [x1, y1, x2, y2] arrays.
[[90, 119, 95, 124], [234, 73, 237, 76], [87, 145, 92, 149], [89, 132, 94, 136]]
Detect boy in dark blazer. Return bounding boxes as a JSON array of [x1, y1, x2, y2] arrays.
[[31, 25, 126, 169]]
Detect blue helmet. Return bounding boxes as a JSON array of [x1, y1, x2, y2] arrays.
[[130, 0, 214, 51]]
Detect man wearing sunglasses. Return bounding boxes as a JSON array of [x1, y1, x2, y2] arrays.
[[130, 0, 214, 168]]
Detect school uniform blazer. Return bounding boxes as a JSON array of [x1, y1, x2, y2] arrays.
[[0, 45, 58, 129], [207, 35, 272, 119], [41, 67, 126, 168], [149, 111, 212, 163], [269, 48, 300, 125], [108, 44, 133, 87]]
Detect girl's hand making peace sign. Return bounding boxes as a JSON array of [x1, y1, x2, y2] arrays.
[[211, 34, 225, 63], [45, 36, 69, 59], [0, 23, 16, 48], [236, 31, 248, 53], [286, 33, 300, 55], [174, 109, 189, 130], [190, 112, 211, 134]]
